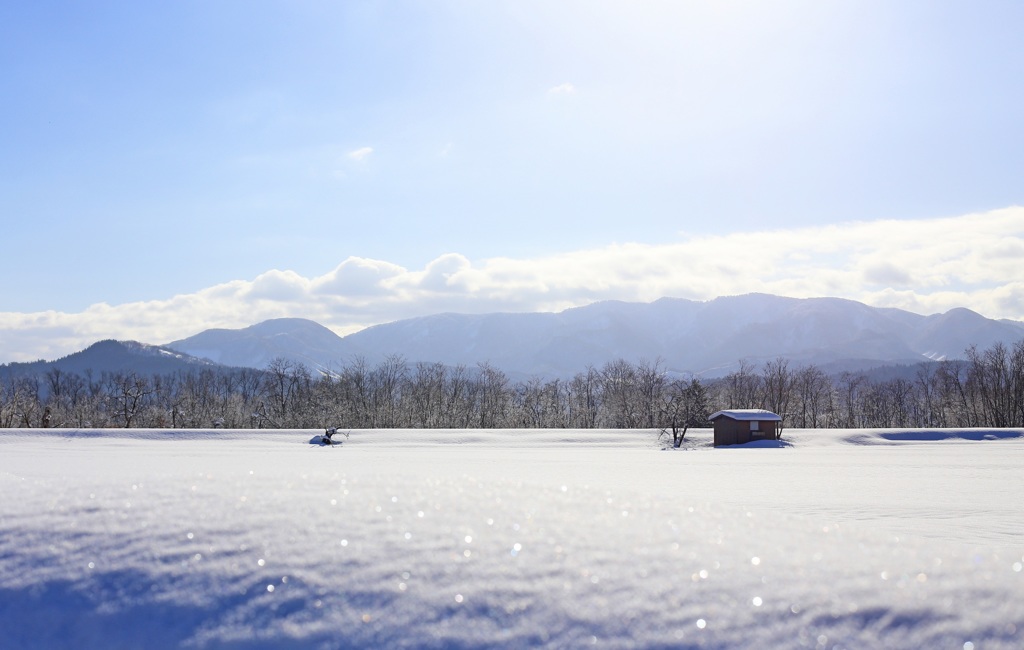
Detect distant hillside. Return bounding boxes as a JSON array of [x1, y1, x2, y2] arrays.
[[163, 294, 1024, 378], [166, 318, 345, 371], [0, 340, 223, 382]]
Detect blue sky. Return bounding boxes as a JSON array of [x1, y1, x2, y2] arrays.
[[2, 1, 1023, 362]]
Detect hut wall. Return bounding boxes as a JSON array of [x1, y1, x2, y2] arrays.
[[713, 418, 778, 446]]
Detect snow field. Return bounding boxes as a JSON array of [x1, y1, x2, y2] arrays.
[[0, 427, 1022, 648]]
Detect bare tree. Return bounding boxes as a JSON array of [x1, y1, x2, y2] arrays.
[[107, 372, 154, 428], [600, 359, 640, 428], [476, 362, 511, 428], [263, 358, 313, 427], [761, 358, 794, 437], [835, 372, 865, 428], [914, 364, 942, 427], [722, 360, 761, 410], [372, 355, 408, 428], [793, 364, 831, 428], [966, 343, 1023, 427], [409, 362, 448, 428], [445, 364, 475, 428], [1012, 340, 1024, 426], [566, 366, 600, 428], [659, 378, 709, 447], [935, 359, 974, 427]]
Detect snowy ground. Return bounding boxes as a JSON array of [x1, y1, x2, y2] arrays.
[[1, 427, 1022, 649]]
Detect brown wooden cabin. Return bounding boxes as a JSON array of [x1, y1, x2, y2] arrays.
[[709, 409, 783, 447]]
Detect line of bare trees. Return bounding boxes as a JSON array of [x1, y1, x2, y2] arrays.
[[716, 341, 1024, 429], [2, 339, 1022, 431]]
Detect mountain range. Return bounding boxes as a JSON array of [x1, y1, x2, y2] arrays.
[[167, 294, 1024, 378], [4, 294, 1023, 381]]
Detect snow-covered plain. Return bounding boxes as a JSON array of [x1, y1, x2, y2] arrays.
[[1, 427, 1022, 649]]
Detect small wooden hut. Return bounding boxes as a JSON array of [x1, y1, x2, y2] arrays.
[[709, 409, 782, 447]]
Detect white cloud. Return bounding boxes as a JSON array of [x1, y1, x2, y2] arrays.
[[244, 269, 310, 302], [313, 257, 406, 299], [547, 82, 576, 95], [414, 253, 472, 292], [1, 207, 1022, 362], [347, 146, 374, 162]]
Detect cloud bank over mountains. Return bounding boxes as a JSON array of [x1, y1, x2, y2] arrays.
[[2, 208, 1022, 363]]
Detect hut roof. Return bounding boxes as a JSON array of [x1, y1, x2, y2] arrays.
[[709, 409, 782, 422]]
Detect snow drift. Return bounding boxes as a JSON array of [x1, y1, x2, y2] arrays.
[[1, 427, 1022, 648]]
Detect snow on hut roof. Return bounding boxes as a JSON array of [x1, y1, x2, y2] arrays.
[[709, 409, 782, 422]]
